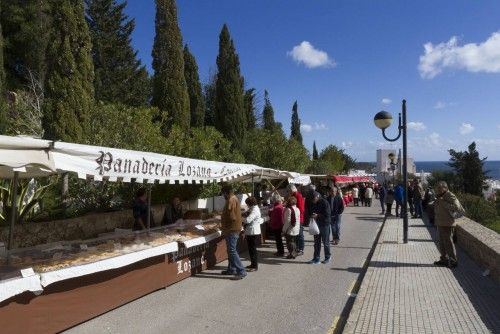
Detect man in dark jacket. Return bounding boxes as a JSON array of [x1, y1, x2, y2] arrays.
[[309, 192, 332, 264], [327, 186, 344, 245]]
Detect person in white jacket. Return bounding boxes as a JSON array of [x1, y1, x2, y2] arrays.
[[243, 197, 263, 271], [282, 196, 301, 259]]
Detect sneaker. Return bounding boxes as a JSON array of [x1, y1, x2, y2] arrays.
[[231, 273, 247, 280], [308, 259, 320, 264], [245, 265, 258, 272], [433, 259, 448, 266], [321, 257, 331, 264], [296, 251, 304, 256], [221, 270, 236, 275]]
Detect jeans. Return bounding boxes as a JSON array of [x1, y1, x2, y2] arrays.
[[386, 203, 392, 215], [395, 200, 402, 217], [296, 225, 305, 251], [272, 228, 285, 255], [330, 215, 341, 240], [246, 235, 259, 268], [380, 198, 385, 213], [313, 223, 331, 261], [414, 199, 423, 217], [225, 233, 246, 275]]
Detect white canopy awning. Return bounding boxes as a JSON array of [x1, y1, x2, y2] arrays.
[[0, 135, 298, 184]]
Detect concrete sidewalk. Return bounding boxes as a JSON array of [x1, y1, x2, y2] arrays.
[[343, 216, 500, 334]]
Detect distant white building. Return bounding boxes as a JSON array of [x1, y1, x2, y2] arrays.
[[376, 149, 416, 183]]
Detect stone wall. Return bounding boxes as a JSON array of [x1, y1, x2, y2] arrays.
[[0, 204, 167, 249], [456, 217, 500, 284]]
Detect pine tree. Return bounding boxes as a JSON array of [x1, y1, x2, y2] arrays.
[[290, 100, 302, 144], [203, 69, 217, 127], [85, 0, 150, 106], [1, 1, 51, 88], [152, 0, 190, 132], [183, 45, 205, 127], [214, 24, 246, 148], [312, 141, 319, 160], [262, 90, 276, 131], [448, 142, 487, 196], [244, 88, 257, 130], [43, 0, 94, 142]]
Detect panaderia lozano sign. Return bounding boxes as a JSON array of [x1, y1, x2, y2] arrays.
[[0, 135, 296, 183], [50, 141, 257, 183]]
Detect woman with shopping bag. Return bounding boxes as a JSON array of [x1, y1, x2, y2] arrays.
[[308, 192, 332, 264]]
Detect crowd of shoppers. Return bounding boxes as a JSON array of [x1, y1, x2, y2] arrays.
[[215, 177, 462, 280]]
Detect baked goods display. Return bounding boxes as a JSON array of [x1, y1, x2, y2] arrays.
[[1, 217, 223, 277]]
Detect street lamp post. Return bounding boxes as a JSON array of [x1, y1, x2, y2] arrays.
[[374, 100, 408, 243]]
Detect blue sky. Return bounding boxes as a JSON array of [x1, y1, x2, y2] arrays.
[[124, 0, 500, 162]]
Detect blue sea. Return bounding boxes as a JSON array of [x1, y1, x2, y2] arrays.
[[415, 161, 500, 180]]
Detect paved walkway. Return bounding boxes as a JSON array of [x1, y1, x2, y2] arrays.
[[344, 215, 500, 334], [67, 206, 382, 334]]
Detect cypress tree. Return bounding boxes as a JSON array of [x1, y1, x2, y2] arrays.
[[43, 0, 94, 142], [0, 6, 6, 134], [1, 1, 51, 88], [203, 69, 216, 127], [214, 24, 246, 148], [262, 90, 276, 131], [152, 0, 190, 132], [312, 141, 319, 160], [85, 0, 150, 106], [290, 100, 302, 144], [244, 88, 257, 130], [183, 45, 205, 127]]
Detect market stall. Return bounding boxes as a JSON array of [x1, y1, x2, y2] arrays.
[[0, 135, 301, 332]]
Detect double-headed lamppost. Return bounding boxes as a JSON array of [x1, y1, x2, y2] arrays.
[[374, 100, 408, 243]]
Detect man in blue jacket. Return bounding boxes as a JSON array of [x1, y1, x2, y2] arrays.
[[309, 192, 332, 264], [394, 183, 404, 218]]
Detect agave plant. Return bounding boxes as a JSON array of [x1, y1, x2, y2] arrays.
[[0, 178, 54, 225]]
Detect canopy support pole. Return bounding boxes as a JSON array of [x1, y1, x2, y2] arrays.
[[8, 171, 19, 251], [146, 185, 152, 231], [251, 175, 255, 197]]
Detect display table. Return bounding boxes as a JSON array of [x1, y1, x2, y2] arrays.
[[0, 219, 231, 333]]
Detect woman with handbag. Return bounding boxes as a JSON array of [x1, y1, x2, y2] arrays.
[[243, 196, 263, 271], [282, 196, 301, 259]]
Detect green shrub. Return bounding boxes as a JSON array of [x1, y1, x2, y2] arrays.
[[456, 193, 497, 224]]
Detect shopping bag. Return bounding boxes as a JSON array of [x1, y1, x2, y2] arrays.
[[308, 218, 320, 235]]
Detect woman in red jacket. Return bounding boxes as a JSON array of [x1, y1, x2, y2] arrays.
[[269, 194, 285, 256]]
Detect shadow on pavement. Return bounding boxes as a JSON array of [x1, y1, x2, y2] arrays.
[[355, 216, 384, 221], [330, 267, 363, 274], [420, 213, 500, 332]]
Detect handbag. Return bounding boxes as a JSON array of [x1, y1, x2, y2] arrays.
[[308, 218, 320, 235]]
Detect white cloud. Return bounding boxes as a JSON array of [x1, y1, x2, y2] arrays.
[[301, 122, 328, 133], [341, 141, 353, 149], [434, 101, 447, 109], [407, 122, 427, 131], [314, 122, 328, 130], [459, 123, 475, 135], [287, 41, 335, 68], [381, 98, 392, 105], [428, 132, 441, 146], [300, 124, 312, 133], [419, 31, 500, 79]]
